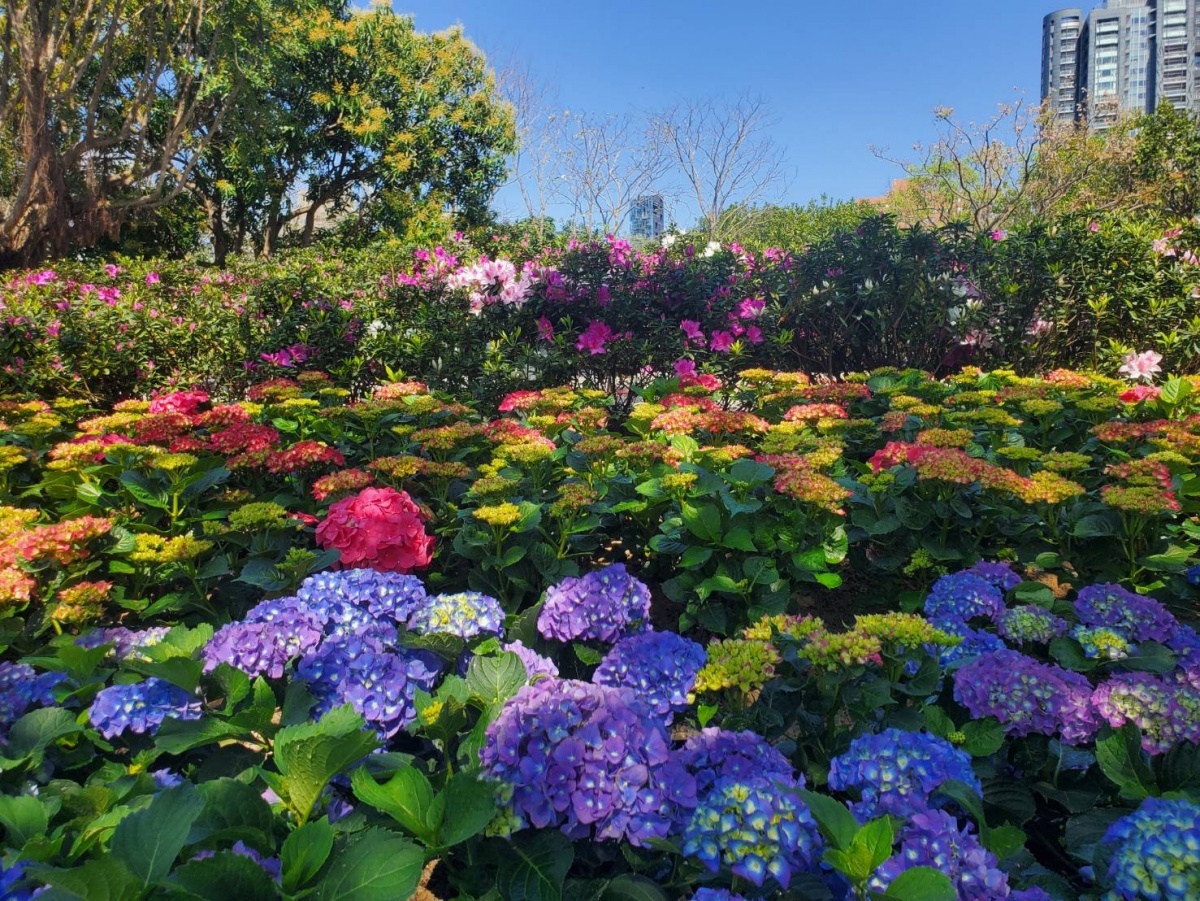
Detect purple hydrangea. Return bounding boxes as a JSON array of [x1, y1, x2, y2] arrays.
[[192, 841, 282, 882], [1073, 583, 1179, 644], [1100, 797, 1200, 900], [297, 568, 428, 625], [88, 677, 202, 739], [593, 630, 705, 720], [297, 634, 441, 739], [682, 775, 822, 890], [923, 572, 1006, 625], [502, 640, 559, 680], [151, 769, 184, 788], [203, 606, 325, 679], [953, 649, 1100, 744], [77, 626, 170, 661], [1092, 673, 1200, 754], [675, 728, 798, 800], [408, 591, 505, 641], [869, 809, 1021, 899], [537, 563, 651, 644], [0, 662, 66, 725], [479, 678, 696, 846], [966, 560, 1022, 592], [828, 728, 980, 821], [996, 605, 1069, 646]]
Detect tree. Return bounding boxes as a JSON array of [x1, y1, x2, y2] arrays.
[[0, 0, 257, 265], [709, 197, 876, 250], [652, 94, 788, 241], [1131, 101, 1200, 220]]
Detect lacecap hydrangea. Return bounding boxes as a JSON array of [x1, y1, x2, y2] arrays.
[[1073, 583, 1179, 644], [88, 677, 202, 739], [592, 630, 705, 720], [537, 563, 651, 644], [682, 775, 822, 890], [479, 678, 696, 846], [828, 728, 980, 821], [1099, 797, 1200, 900]]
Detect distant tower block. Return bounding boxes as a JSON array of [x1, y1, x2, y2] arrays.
[[630, 195, 665, 238]]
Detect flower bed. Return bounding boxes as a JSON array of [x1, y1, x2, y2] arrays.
[[1, 366, 1199, 898]]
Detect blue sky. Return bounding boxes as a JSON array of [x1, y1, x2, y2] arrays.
[[395, 1, 1072, 220]]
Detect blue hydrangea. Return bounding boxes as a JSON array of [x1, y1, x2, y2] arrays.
[[690, 891, 746, 901], [296, 634, 441, 739], [0, 662, 66, 726], [479, 678, 696, 847], [675, 728, 798, 799], [1072, 625, 1133, 660], [1074, 583, 1179, 644], [828, 728, 980, 821], [408, 591, 505, 640], [682, 775, 822, 890], [0, 859, 41, 901], [954, 649, 1099, 744], [151, 769, 184, 788], [297, 568, 428, 624], [869, 809, 1021, 899], [203, 606, 325, 679], [88, 677, 202, 739], [537, 563, 651, 644], [996, 605, 1070, 646], [966, 560, 1022, 591], [593, 630, 705, 720], [77, 626, 170, 661], [923, 572, 1006, 625], [930, 620, 1007, 668], [1100, 797, 1200, 900], [193, 841, 282, 882], [502, 640, 559, 680], [1186, 565, 1200, 587]]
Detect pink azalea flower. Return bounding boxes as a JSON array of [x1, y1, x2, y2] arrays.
[[576, 321, 615, 355], [673, 358, 697, 378], [735, 297, 765, 319], [679, 320, 705, 344], [145, 271, 160, 285], [709, 330, 735, 353], [745, 325, 763, 345], [990, 230, 1007, 242], [1118, 350, 1163, 383], [1088, 221, 1100, 233], [536, 316, 555, 342]]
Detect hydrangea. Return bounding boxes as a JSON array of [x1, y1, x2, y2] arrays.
[[192, 841, 282, 882], [1092, 673, 1200, 754], [297, 634, 441, 739], [0, 662, 66, 725], [593, 630, 705, 720], [828, 728, 980, 820], [408, 591, 505, 641], [1100, 797, 1200, 900], [296, 569, 428, 627], [77, 626, 171, 661], [88, 677, 202, 739], [923, 572, 1006, 625], [996, 605, 1070, 646], [966, 560, 1022, 591], [315, 486, 434, 573], [0, 859, 42, 901], [931, 622, 1007, 668], [691, 891, 746, 901], [502, 640, 559, 680], [954, 649, 1100, 744], [203, 605, 325, 679], [869, 810, 1022, 899], [479, 679, 696, 846], [537, 563, 651, 644], [1072, 625, 1133, 660], [682, 776, 822, 890], [1074, 583, 1179, 644]]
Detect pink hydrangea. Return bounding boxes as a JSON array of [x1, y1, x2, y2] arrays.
[[149, 390, 210, 416], [316, 487, 434, 573]]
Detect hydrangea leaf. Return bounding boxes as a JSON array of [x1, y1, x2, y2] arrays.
[[171, 851, 278, 901], [1096, 724, 1157, 800], [495, 830, 574, 901], [877, 865, 957, 901], [272, 705, 378, 825], [799, 789, 859, 851], [350, 766, 441, 846], [2, 707, 83, 770], [110, 782, 205, 887], [27, 857, 144, 901], [315, 829, 424, 901], [466, 651, 527, 713], [281, 817, 334, 894], [437, 773, 498, 847]]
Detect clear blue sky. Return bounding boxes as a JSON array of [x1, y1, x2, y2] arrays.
[[394, 0, 1074, 219]]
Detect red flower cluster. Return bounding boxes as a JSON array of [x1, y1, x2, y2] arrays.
[[315, 487, 434, 573], [868, 442, 1029, 494], [312, 468, 374, 502], [148, 390, 210, 416], [265, 441, 345, 474], [208, 421, 280, 455], [6, 516, 113, 566], [783, 403, 849, 422], [758, 454, 851, 515]]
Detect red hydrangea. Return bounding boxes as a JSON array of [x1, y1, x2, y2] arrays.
[[148, 390, 209, 416], [315, 487, 434, 573]]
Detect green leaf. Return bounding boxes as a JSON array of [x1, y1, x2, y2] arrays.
[[315, 829, 424, 901], [798, 790, 859, 851], [826, 816, 894, 883], [677, 546, 712, 569], [722, 527, 757, 552], [0, 793, 49, 848], [1096, 724, 1157, 800], [2, 708, 83, 769], [110, 782, 205, 887], [495, 830, 574, 901], [273, 705, 378, 825], [1012, 582, 1054, 606], [437, 773, 498, 847], [118, 471, 169, 509], [960, 718, 1006, 757], [29, 857, 144, 901], [171, 851, 279, 901], [466, 652, 527, 713], [600, 875, 668, 900], [281, 818, 335, 894], [154, 718, 250, 755], [350, 766, 439, 846], [879, 866, 957, 901], [573, 644, 603, 666], [680, 502, 721, 543], [196, 778, 274, 839]]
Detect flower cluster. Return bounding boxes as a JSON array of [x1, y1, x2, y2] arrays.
[[954, 649, 1099, 743], [0, 662, 66, 724], [1072, 625, 1133, 660], [1101, 797, 1200, 901], [676, 728, 798, 798], [203, 601, 326, 678], [407, 591, 505, 641], [479, 679, 696, 846], [924, 572, 1007, 624], [592, 630, 706, 720], [1073, 583, 1179, 644], [996, 605, 1070, 646], [297, 569, 429, 631], [315, 487, 434, 573], [78, 626, 170, 661], [691, 638, 780, 700], [828, 728, 980, 820], [88, 677, 202, 739], [966, 560, 1023, 591], [1092, 673, 1200, 754], [537, 564, 651, 644], [682, 776, 821, 890], [502, 640, 559, 680]]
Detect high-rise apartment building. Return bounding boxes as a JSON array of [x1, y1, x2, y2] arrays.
[[1042, 1, 1199, 127], [630, 195, 665, 239]]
